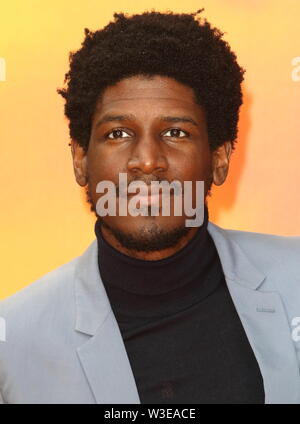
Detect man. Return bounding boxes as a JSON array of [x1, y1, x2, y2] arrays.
[[0, 9, 300, 404]]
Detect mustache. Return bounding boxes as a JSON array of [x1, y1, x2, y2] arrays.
[[115, 176, 182, 197]]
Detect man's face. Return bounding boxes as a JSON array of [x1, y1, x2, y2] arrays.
[[72, 75, 231, 252]]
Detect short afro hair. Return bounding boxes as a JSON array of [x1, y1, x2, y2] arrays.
[[57, 9, 245, 152]]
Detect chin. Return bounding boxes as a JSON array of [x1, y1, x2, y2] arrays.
[[100, 215, 190, 252]]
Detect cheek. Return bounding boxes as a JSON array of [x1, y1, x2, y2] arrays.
[[87, 149, 123, 185], [172, 148, 212, 182]]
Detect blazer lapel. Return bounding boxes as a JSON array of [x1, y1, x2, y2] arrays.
[[208, 222, 300, 404], [73, 240, 141, 404]]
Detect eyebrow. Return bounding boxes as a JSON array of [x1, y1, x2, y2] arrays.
[[94, 114, 199, 129]]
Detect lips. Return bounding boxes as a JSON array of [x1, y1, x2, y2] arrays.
[[119, 182, 177, 208], [135, 192, 161, 206], [125, 188, 161, 205]]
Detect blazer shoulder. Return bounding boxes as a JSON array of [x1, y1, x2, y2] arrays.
[[223, 226, 300, 254], [0, 252, 80, 320], [212, 223, 300, 279]]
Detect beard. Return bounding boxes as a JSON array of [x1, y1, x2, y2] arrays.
[[85, 177, 212, 253], [98, 215, 190, 252]]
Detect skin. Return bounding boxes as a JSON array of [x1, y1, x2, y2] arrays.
[[71, 74, 232, 260]]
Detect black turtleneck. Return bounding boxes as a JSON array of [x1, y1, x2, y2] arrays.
[[95, 208, 265, 404]]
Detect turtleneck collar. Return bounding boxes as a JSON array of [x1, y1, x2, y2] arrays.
[[94, 206, 214, 296]]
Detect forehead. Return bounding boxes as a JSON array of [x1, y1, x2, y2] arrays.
[[93, 75, 202, 119]]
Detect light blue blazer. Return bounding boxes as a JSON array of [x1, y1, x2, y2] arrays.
[[0, 221, 300, 404]]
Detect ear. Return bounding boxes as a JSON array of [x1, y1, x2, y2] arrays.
[[70, 139, 88, 187], [211, 141, 232, 186]]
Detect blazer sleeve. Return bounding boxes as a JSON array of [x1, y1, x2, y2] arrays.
[[0, 389, 5, 404]]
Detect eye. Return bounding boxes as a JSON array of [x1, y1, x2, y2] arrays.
[[163, 128, 189, 138], [106, 129, 131, 140]]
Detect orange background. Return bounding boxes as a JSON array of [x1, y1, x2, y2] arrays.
[[1, 0, 300, 299]]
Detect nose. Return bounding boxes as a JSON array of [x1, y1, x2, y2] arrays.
[[127, 133, 168, 175]]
